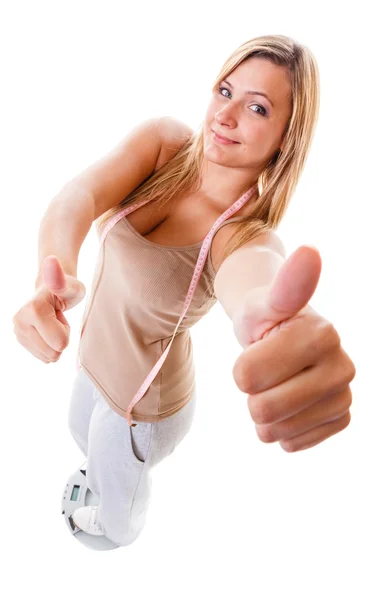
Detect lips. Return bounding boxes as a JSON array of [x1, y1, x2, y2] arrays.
[[212, 130, 239, 143]]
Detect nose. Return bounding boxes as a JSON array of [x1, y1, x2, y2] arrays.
[[215, 105, 238, 129]]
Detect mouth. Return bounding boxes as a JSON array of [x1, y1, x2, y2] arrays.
[[211, 130, 239, 144]]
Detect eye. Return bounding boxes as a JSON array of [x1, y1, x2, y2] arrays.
[[217, 85, 232, 99], [217, 86, 267, 117], [250, 104, 267, 116]]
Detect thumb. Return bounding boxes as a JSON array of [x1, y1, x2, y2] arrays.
[[41, 255, 86, 309], [42, 255, 67, 293], [267, 244, 322, 321], [233, 245, 322, 346]]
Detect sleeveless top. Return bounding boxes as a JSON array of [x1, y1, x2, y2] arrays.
[[76, 184, 258, 424]]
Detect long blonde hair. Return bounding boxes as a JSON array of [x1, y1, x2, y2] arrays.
[[96, 34, 320, 265]]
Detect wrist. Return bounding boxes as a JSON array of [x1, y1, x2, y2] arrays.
[[232, 286, 270, 349]]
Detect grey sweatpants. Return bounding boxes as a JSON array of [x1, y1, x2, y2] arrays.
[[67, 367, 197, 547]]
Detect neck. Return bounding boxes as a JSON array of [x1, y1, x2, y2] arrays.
[[197, 160, 259, 213]]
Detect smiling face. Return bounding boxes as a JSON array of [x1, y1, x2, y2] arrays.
[[203, 57, 293, 178]]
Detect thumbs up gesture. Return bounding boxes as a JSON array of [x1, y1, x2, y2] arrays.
[[231, 246, 356, 453], [13, 256, 86, 364]]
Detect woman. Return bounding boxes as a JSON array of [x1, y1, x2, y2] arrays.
[[12, 34, 355, 548]]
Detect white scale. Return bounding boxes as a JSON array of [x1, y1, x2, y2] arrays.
[[61, 462, 120, 551]]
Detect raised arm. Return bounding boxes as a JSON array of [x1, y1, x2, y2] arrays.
[[213, 230, 286, 322]]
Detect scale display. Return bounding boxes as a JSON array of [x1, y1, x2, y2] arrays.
[[71, 485, 80, 501]]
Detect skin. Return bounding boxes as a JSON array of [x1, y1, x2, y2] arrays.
[[201, 57, 356, 452], [15, 59, 355, 454], [232, 246, 356, 453], [201, 56, 292, 212]]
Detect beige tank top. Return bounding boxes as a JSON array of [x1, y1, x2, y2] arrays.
[[77, 205, 247, 423]]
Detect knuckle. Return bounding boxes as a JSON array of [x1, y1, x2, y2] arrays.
[[339, 411, 351, 430], [256, 424, 276, 443], [28, 301, 40, 319], [343, 355, 356, 383], [233, 361, 256, 394], [280, 439, 296, 453], [244, 376, 258, 395], [234, 353, 260, 394], [13, 313, 26, 330], [31, 297, 50, 317], [249, 397, 274, 425], [337, 388, 353, 413], [335, 351, 357, 389], [55, 336, 69, 352], [316, 320, 340, 352]]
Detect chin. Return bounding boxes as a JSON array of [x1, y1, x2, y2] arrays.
[[204, 151, 230, 166]]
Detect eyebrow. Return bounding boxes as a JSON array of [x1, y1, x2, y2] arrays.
[[223, 79, 274, 108]]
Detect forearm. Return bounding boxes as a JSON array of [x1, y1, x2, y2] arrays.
[[35, 180, 95, 290]]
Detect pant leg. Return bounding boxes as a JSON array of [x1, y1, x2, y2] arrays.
[[67, 367, 104, 497], [67, 368, 98, 458], [86, 385, 197, 547]]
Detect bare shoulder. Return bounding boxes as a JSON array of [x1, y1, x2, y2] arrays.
[[255, 230, 286, 259], [226, 229, 286, 260], [155, 116, 194, 171], [212, 228, 286, 275]]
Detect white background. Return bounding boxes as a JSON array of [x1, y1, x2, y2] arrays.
[[1, 1, 370, 598]]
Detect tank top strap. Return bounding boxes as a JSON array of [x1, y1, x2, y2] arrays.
[[205, 214, 247, 276]]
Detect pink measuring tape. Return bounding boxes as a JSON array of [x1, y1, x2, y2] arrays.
[[76, 183, 258, 426]]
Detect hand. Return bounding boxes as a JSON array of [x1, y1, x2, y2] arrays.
[[13, 256, 86, 364], [232, 246, 356, 453]]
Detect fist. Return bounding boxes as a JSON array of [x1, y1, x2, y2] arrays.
[[232, 246, 356, 453], [13, 256, 85, 364]]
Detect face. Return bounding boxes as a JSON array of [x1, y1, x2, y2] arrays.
[[203, 57, 293, 176]]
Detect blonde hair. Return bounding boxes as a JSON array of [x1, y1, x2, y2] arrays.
[[96, 34, 320, 265]]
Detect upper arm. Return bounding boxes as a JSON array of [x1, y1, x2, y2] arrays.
[[66, 116, 193, 221], [213, 231, 286, 320]]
